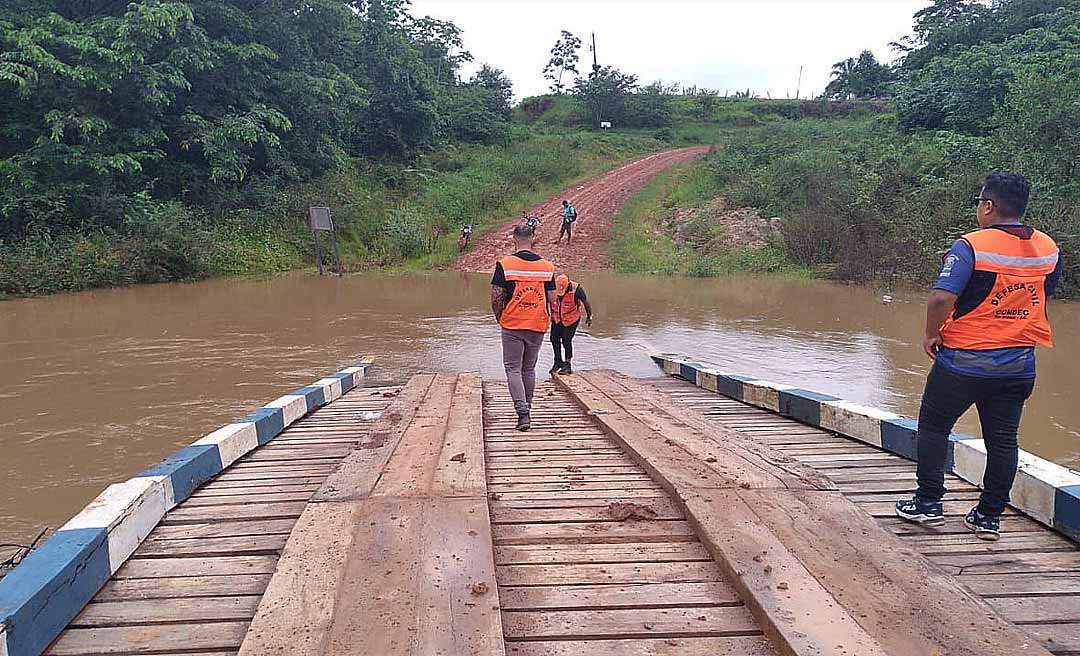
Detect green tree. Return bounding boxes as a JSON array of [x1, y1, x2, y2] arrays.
[[572, 66, 638, 127], [543, 30, 581, 95], [823, 51, 893, 100]]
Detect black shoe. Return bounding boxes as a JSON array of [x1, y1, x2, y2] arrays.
[[560, 362, 572, 375], [549, 362, 563, 375], [516, 413, 531, 431], [965, 507, 1000, 541], [895, 496, 945, 526]]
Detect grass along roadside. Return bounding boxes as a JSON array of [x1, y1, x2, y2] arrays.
[[0, 127, 713, 297], [610, 159, 812, 278]]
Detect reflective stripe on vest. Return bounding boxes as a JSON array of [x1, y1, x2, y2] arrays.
[[498, 255, 555, 332], [551, 281, 581, 327], [940, 227, 1058, 350]]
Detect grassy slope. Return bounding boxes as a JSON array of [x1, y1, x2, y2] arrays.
[[609, 158, 812, 278]]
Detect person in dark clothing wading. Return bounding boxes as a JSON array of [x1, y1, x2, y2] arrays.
[[896, 173, 1062, 541], [491, 225, 557, 431], [548, 274, 593, 375]]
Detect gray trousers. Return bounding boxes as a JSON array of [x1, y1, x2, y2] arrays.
[[501, 328, 545, 414]]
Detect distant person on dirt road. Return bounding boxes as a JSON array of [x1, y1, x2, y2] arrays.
[[556, 200, 577, 244], [491, 225, 557, 431], [549, 274, 593, 375], [896, 173, 1062, 541]]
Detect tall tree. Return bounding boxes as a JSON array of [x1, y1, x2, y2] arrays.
[[542, 30, 581, 95], [823, 51, 893, 100], [572, 66, 637, 127]]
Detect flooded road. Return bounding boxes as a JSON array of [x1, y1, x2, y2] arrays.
[[2, 270, 1078, 544]]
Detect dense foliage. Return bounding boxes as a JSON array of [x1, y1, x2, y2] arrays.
[[0, 0, 514, 293], [752, 0, 1079, 295]]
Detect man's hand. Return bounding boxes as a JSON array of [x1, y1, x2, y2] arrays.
[[923, 334, 942, 361], [585, 316, 593, 327], [923, 289, 958, 362]]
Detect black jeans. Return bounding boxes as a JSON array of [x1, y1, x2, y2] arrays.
[[550, 320, 580, 364], [915, 364, 1035, 516]]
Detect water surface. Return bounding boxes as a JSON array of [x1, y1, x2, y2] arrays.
[[2, 271, 1077, 544]]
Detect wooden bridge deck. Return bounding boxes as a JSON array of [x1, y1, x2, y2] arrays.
[[37, 369, 1080, 656], [44, 385, 400, 656], [648, 375, 1080, 655], [483, 383, 775, 655]]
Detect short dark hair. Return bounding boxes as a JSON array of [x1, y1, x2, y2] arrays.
[[513, 224, 534, 239], [983, 172, 1030, 219], [562, 200, 569, 206]]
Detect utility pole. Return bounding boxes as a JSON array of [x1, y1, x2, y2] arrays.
[[591, 32, 598, 72], [796, 65, 803, 100]]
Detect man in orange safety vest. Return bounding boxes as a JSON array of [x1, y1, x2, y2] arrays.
[[491, 225, 557, 431], [548, 274, 593, 375], [896, 173, 1062, 541]]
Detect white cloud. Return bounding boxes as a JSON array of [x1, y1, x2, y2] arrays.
[[409, 0, 931, 100]]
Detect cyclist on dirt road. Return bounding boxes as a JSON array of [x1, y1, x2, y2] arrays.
[[556, 200, 577, 244]]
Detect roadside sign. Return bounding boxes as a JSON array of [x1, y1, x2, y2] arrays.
[[600, 121, 612, 129], [309, 206, 334, 231]]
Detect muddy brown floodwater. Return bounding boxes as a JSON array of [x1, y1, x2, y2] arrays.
[[1, 271, 1078, 545]]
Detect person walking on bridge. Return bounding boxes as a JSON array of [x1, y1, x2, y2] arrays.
[[556, 200, 577, 244], [896, 173, 1062, 541], [491, 225, 557, 431], [548, 274, 593, 375]]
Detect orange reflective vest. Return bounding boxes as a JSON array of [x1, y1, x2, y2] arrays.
[[940, 226, 1058, 350], [498, 255, 555, 332], [551, 281, 582, 327]]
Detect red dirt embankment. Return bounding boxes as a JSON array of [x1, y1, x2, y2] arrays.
[[453, 146, 711, 274]]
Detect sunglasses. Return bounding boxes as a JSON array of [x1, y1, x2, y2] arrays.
[[971, 195, 994, 207]]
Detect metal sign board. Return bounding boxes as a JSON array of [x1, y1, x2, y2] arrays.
[[309, 206, 334, 231], [600, 121, 612, 129]]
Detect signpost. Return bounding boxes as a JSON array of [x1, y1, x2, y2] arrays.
[[308, 206, 342, 276]]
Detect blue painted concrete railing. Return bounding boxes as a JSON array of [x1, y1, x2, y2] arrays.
[[653, 353, 1080, 544], [0, 363, 370, 656]]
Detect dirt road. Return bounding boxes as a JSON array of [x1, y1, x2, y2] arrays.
[[453, 145, 710, 274]]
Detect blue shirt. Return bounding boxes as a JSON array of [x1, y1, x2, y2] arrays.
[[933, 224, 1062, 379]]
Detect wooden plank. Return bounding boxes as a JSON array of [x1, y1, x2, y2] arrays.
[[237, 497, 365, 656], [899, 532, 1076, 555], [163, 501, 307, 523], [682, 490, 891, 656], [70, 596, 261, 627], [498, 581, 741, 610], [1026, 624, 1080, 653], [488, 481, 664, 493], [323, 496, 504, 656], [495, 542, 710, 565], [369, 374, 457, 497], [113, 555, 277, 579], [589, 371, 834, 491], [961, 572, 1080, 597], [46, 621, 250, 655], [314, 374, 437, 502], [744, 489, 1056, 656], [180, 491, 314, 507], [490, 500, 683, 524], [496, 561, 722, 586], [95, 574, 272, 601], [504, 636, 776, 656], [491, 489, 669, 502], [147, 518, 297, 540], [987, 596, 1080, 623], [502, 606, 760, 640], [432, 372, 487, 496], [492, 521, 697, 545], [135, 534, 288, 557]]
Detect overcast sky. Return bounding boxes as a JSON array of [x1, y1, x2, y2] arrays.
[[409, 0, 932, 100]]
